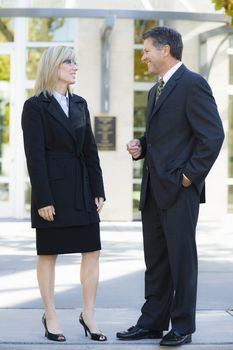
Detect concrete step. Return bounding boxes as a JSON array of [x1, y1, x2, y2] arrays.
[[1, 345, 233, 350], [0, 308, 233, 349], [1, 342, 233, 350]]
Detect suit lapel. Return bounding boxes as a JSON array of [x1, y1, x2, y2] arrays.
[[148, 64, 186, 124], [147, 85, 157, 118], [153, 79, 177, 113]]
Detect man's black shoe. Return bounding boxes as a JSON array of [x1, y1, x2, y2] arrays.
[[116, 325, 163, 340], [160, 330, 192, 347]]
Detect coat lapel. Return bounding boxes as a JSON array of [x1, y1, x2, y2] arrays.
[[48, 97, 77, 141], [39, 93, 84, 142], [147, 85, 157, 118], [69, 94, 86, 130]]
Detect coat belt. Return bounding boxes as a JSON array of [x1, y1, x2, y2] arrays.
[[46, 151, 92, 212]]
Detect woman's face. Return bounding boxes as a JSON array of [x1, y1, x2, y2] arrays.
[[58, 58, 78, 86]]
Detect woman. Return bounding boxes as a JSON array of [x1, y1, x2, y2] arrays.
[[21, 46, 106, 342]]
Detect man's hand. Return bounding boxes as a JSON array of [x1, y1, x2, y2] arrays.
[[182, 174, 192, 187], [127, 139, 142, 159], [38, 205, 55, 221]]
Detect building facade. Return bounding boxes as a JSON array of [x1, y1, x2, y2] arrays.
[[0, 0, 229, 221]]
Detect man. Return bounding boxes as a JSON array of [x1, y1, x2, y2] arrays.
[[116, 26, 224, 347]]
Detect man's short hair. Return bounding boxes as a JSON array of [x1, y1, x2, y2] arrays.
[[142, 26, 183, 61]]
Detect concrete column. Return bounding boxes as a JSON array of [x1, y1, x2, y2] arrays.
[[75, 18, 134, 221], [201, 30, 228, 221]]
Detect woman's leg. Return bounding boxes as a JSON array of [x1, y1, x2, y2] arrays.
[[80, 250, 100, 332], [37, 255, 63, 335]]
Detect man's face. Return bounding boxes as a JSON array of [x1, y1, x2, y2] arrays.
[[141, 37, 165, 76]]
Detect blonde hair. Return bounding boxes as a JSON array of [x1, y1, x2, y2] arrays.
[[34, 46, 76, 97]]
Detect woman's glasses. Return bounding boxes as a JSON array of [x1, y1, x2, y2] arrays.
[[62, 59, 78, 67]]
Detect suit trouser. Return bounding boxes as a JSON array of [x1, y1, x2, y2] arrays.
[[137, 181, 200, 334]]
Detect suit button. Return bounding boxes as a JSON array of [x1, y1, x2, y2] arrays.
[[146, 166, 149, 171]]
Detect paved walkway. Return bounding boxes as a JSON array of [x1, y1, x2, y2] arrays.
[[0, 219, 233, 349]]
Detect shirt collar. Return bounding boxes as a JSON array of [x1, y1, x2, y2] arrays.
[[161, 61, 183, 85], [53, 90, 69, 103]]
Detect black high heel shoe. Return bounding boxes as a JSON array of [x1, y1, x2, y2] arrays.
[[42, 314, 66, 342], [79, 313, 107, 341]]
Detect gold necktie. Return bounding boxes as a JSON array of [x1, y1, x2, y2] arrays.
[[155, 78, 164, 103]]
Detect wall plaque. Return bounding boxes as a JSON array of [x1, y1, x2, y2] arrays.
[[94, 116, 116, 151]]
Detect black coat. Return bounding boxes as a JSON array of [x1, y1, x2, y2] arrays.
[[138, 64, 225, 210], [21, 93, 105, 228]]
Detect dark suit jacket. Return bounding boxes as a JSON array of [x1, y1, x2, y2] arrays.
[[21, 92, 105, 228], [138, 64, 225, 210]]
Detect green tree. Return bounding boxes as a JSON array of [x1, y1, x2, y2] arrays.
[[212, 0, 233, 24], [27, 18, 65, 80], [0, 18, 13, 42], [28, 18, 64, 41], [0, 56, 10, 81]]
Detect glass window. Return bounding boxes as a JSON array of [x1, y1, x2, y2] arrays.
[[229, 36, 233, 48], [0, 101, 10, 176], [134, 91, 147, 131], [28, 18, 75, 42], [133, 182, 141, 220], [229, 55, 233, 85], [24, 182, 31, 213], [133, 19, 158, 218], [134, 19, 157, 44], [228, 95, 233, 213], [0, 18, 14, 42], [0, 55, 10, 81], [0, 183, 9, 201], [26, 47, 45, 80], [228, 185, 233, 213], [133, 91, 147, 219], [133, 159, 143, 179], [0, 54, 10, 177], [134, 49, 155, 82], [228, 95, 233, 178], [26, 89, 35, 98]]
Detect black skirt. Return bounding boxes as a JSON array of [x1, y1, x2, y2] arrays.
[[36, 222, 101, 255]]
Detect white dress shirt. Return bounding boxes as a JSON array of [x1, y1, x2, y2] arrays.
[[162, 61, 183, 86], [53, 90, 69, 117]]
